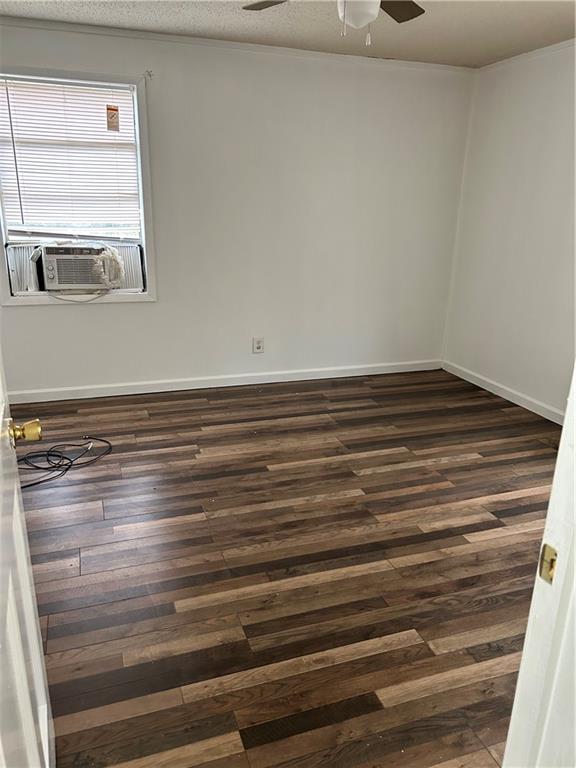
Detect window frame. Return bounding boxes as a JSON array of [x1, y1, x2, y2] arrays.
[[0, 68, 157, 305]]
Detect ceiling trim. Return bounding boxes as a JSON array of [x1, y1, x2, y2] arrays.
[[0, 13, 475, 73], [478, 37, 574, 72]]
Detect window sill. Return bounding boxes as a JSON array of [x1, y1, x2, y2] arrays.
[[2, 290, 157, 306]]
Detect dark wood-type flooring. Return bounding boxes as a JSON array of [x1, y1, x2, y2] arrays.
[[13, 370, 561, 768]]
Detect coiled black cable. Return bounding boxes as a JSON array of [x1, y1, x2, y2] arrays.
[[18, 436, 113, 489]]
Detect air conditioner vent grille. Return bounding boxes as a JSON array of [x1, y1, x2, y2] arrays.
[[55, 258, 102, 285], [5, 242, 145, 294]]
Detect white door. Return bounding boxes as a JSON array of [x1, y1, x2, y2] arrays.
[[504, 369, 575, 768], [0, 338, 53, 766]]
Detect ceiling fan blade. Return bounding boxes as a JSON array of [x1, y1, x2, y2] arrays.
[[380, 1, 425, 23], [242, 0, 288, 9]]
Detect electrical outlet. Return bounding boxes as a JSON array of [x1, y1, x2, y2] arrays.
[[252, 337, 264, 354]]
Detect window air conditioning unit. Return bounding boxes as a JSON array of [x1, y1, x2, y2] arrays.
[[36, 245, 123, 290]]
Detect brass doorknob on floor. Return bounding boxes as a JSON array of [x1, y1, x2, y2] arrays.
[[9, 418, 42, 443]]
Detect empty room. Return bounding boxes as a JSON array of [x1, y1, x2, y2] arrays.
[[0, 1, 574, 767]]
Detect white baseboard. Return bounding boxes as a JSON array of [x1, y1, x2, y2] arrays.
[[442, 361, 564, 425], [8, 359, 442, 403], [9, 359, 567, 425]]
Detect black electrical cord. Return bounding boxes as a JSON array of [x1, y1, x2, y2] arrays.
[[18, 436, 113, 489]]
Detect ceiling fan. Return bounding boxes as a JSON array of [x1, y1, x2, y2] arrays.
[[242, 0, 425, 26]]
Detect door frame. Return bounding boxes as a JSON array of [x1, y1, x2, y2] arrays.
[[504, 369, 575, 768]]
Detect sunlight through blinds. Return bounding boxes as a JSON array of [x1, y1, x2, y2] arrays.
[[0, 77, 142, 240]]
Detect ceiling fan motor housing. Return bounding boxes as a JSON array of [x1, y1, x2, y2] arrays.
[[337, 0, 381, 29]]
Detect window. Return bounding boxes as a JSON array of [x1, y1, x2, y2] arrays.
[[0, 73, 153, 302]]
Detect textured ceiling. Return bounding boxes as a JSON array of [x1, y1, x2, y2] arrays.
[[0, 1, 574, 67]]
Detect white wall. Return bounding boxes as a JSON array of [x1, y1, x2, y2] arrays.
[[0, 20, 472, 400], [444, 43, 575, 422]]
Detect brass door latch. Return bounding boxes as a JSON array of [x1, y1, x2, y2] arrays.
[[8, 418, 42, 446], [539, 543, 558, 585]]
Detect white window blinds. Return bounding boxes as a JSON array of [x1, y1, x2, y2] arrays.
[[0, 76, 142, 241]]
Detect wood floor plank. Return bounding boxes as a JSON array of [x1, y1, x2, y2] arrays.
[[25, 501, 105, 532], [376, 653, 522, 708], [122, 625, 247, 666], [16, 370, 559, 767], [487, 741, 506, 766], [45, 614, 242, 664], [32, 549, 80, 582], [54, 689, 184, 736], [55, 700, 236, 759], [181, 630, 422, 703], [232, 647, 469, 730], [243, 674, 515, 768], [428, 618, 528, 656], [110, 731, 244, 768], [57, 712, 238, 767], [174, 558, 395, 614], [429, 748, 500, 768], [248, 719, 484, 768]]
